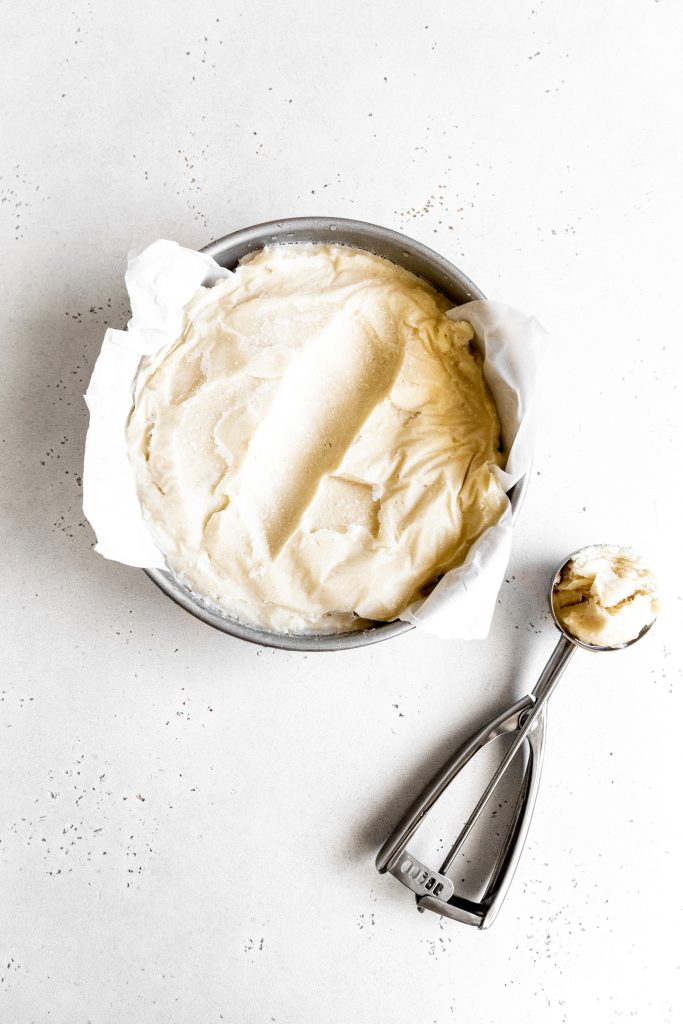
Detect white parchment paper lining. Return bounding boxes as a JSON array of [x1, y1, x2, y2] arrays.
[[83, 239, 548, 639]]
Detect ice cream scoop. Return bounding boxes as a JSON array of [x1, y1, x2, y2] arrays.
[[375, 544, 658, 927]]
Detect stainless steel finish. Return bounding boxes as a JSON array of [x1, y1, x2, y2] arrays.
[[438, 636, 574, 875], [388, 854, 454, 902], [376, 544, 657, 926], [144, 216, 529, 651], [376, 693, 546, 929]]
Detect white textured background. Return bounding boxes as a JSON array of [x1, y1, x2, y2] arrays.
[[1, 1, 681, 1021]]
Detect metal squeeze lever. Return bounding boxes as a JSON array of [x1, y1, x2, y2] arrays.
[[375, 546, 657, 929]]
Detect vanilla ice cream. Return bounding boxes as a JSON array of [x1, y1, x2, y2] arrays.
[[552, 545, 658, 648], [126, 243, 507, 633]]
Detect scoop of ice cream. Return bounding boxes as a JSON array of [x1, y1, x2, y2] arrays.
[[552, 545, 658, 648]]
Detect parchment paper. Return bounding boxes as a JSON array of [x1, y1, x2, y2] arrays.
[[83, 240, 548, 639]]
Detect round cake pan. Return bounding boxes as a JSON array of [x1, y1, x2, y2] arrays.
[[145, 216, 529, 651]]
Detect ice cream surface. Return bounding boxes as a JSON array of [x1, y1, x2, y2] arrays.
[[126, 243, 507, 633], [552, 545, 658, 648]]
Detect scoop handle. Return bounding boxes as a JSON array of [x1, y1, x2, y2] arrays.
[[438, 634, 575, 874], [375, 694, 534, 876]]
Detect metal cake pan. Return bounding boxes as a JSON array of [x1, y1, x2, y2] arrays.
[[144, 216, 529, 651]]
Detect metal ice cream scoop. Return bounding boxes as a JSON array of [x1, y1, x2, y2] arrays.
[[375, 544, 657, 929]]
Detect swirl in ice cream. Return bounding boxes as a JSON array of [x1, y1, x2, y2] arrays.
[[126, 243, 507, 632]]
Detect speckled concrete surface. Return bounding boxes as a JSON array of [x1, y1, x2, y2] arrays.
[[1, 1, 681, 1021]]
